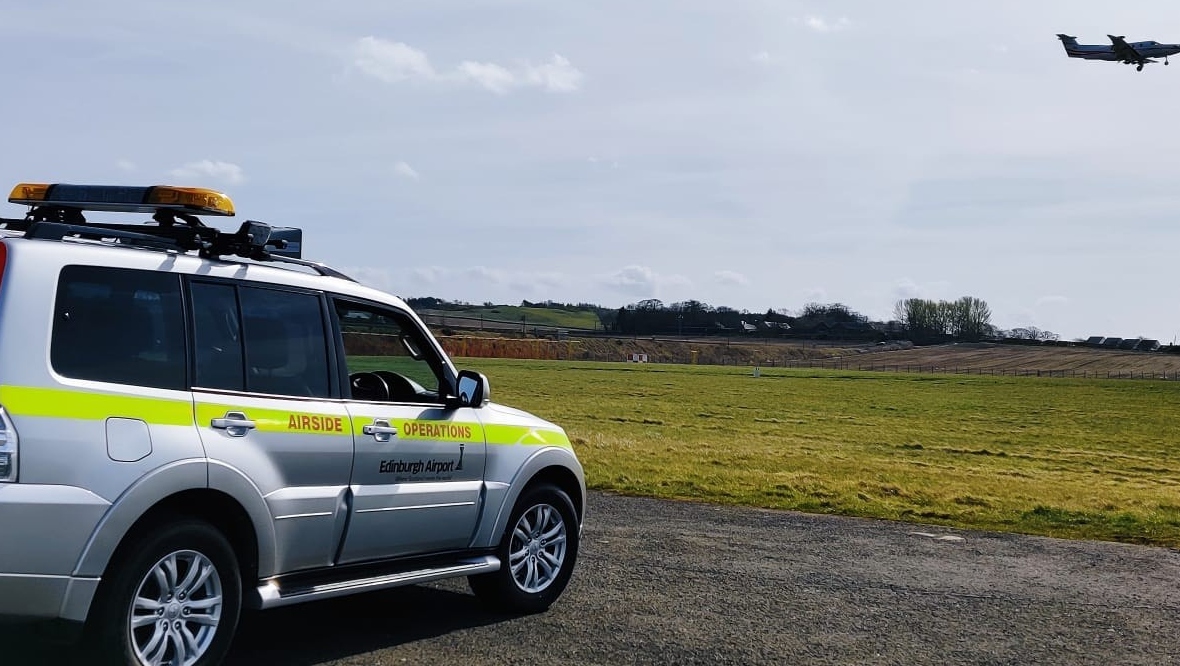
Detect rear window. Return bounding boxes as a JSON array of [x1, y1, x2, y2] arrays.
[[51, 266, 186, 390]]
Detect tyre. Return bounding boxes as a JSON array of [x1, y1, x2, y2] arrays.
[[469, 484, 579, 614], [89, 519, 242, 666]]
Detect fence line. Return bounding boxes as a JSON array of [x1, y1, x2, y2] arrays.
[[769, 360, 1179, 381]]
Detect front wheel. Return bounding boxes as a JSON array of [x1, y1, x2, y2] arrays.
[[90, 520, 242, 666], [469, 484, 579, 614]]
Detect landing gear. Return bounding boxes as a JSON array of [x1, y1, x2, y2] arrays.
[[1137, 63, 1144, 71]]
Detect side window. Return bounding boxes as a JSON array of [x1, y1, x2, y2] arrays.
[[190, 282, 244, 392], [334, 300, 446, 404], [240, 286, 331, 398], [51, 266, 186, 390], [190, 282, 332, 399]]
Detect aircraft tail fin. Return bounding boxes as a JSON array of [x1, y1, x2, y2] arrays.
[[1057, 34, 1079, 56]]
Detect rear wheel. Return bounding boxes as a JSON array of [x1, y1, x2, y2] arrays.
[[90, 520, 242, 666], [469, 484, 579, 614]]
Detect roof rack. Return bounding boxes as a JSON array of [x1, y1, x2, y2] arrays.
[[3, 183, 354, 282]]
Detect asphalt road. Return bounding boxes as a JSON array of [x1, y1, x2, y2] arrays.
[[12, 491, 1180, 665]]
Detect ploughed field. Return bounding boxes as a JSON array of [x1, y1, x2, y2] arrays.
[[461, 358, 1180, 546], [842, 342, 1180, 377]]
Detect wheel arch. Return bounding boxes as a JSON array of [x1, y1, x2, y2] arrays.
[[474, 447, 586, 549], [103, 489, 262, 586], [79, 486, 266, 628], [72, 459, 276, 585], [525, 464, 585, 523]]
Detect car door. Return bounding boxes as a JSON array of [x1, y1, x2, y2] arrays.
[[189, 280, 353, 574], [331, 298, 486, 563]]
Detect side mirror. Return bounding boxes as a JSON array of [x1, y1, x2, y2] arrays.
[[450, 370, 490, 409]]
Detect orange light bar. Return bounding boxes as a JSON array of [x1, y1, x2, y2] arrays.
[[8, 183, 49, 202], [7, 183, 235, 217], [146, 187, 235, 216]]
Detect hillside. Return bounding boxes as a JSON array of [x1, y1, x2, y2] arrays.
[[419, 305, 601, 332]]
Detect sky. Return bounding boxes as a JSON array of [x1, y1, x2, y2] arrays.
[[2, 1, 1180, 342]]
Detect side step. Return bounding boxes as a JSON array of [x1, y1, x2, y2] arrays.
[[256, 555, 500, 609]]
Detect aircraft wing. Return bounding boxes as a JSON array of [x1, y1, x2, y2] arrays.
[[1108, 34, 1144, 61]]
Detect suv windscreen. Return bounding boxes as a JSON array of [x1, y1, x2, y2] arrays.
[[51, 266, 186, 390], [335, 300, 445, 403]]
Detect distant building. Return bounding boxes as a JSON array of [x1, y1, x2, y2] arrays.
[[1117, 338, 1140, 350], [1136, 339, 1161, 352], [1101, 337, 1123, 349], [1085, 336, 1105, 347]]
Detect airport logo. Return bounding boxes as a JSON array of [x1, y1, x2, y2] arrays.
[[379, 458, 456, 476]]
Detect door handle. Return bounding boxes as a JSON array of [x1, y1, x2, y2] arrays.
[[211, 411, 256, 437], [362, 419, 397, 443]]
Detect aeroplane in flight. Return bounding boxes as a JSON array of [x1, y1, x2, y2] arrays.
[[1057, 34, 1180, 71]]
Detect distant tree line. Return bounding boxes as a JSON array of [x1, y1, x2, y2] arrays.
[[518, 299, 604, 311], [406, 296, 471, 311], [611, 299, 744, 336], [409, 295, 1071, 346], [892, 297, 993, 343], [1001, 326, 1060, 342], [606, 299, 882, 340]]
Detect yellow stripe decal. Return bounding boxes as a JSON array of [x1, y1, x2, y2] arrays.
[[0, 387, 571, 448], [0, 386, 192, 425], [483, 424, 571, 448], [195, 403, 348, 435], [350, 419, 568, 447]]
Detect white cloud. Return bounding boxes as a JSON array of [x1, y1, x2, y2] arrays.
[[460, 266, 566, 293], [1001, 296, 1072, 334], [508, 272, 566, 293], [587, 156, 620, 169], [116, 159, 136, 172], [600, 265, 691, 297], [750, 50, 772, 64], [891, 278, 922, 301], [394, 161, 420, 180], [714, 270, 750, 286], [343, 266, 400, 293], [890, 278, 953, 302], [411, 266, 446, 284], [521, 54, 583, 92], [466, 266, 507, 284], [800, 16, 850, 33], [169, 160, 245, 185], [457, 61, 518, 94], [603, 265, 657, 295], [351, 37, 582, 94], [457, 55, 582, 94], [352, 37, 436, 83]]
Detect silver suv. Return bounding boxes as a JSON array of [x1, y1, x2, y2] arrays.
[[0, 183, 585, 665]]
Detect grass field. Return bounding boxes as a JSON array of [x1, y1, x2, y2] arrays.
[[457, 358, 1180, 546]]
